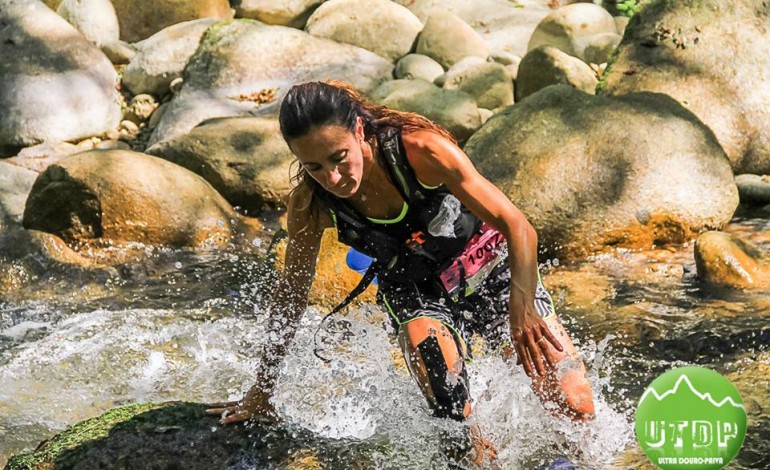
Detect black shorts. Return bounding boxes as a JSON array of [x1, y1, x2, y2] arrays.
[[376, 262, 556, 355]]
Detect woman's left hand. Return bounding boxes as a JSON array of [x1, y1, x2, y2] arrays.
[[508, 305, 563, 378]]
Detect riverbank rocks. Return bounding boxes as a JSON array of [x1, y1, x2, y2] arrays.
[[111, 0, 233, 43], [233, 0, 324, 28], [122, 19, 219, 97], [599, 0, 770, 174], [516, 45, 598, 101], [394, 54, 445, 82], [305, 0, 423, 63], [415, 11, 490, 69], [22, 150, 261, 250], [464, 85, 738, 259], [441, 58, 513, 111], [396, 0, 552, 59], [147, 116, 295, 214], [0, 163, 37, 233], [57, 0, 119, 47], [371, 79, 481, 142], [148, 20, 392, 147], [0, 0, 121, 149], [735, 175, 770, 206], [3, 402, 387, 469], [694, 231, 770, 290], [528, 3, 618, 63]]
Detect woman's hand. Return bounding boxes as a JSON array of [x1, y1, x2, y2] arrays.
[[205, 384, 278, 425], [508, 300, 563, 378]]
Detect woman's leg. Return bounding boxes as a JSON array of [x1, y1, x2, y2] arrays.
[[397, 317, 472, 421], [523, 315, 596, 422]]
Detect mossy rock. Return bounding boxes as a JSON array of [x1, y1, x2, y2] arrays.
[[5, 402, 386, 469]]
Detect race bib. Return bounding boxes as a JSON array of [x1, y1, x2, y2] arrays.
[[438, 223, 507, 301]]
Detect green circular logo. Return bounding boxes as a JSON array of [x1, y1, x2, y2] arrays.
[[635, 366, 747, 470]]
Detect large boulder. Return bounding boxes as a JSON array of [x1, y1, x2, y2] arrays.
[[527, 3, 618, 62], [464, 85, 739, 259], [371, 79, 481, 142], [0, 0, 121, 149], [305, 0, 423, 62], [22, 150, 260, 249], [232, 0, 324, 28], [0, 162, 37, 233], [57, 0, 120, 47], [599, 0, 770, 174], [110, 0, 233, 43], [122, 19, 220, 97], [516, 45, 598, 101], [396, 0, 553, 58], [415, 11, 490, 69], [694, 231, 770, 290], [147, 20, 393, 147], [147, 116, 295, 214]]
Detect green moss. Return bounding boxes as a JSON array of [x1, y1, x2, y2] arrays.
[[5, 402, 170, 470], [200, 18, 264, 48]]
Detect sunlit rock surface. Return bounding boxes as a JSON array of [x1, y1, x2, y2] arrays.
[[464, 85, 738, 260], [599, 0, 770, 174], [0, 0, 121, 149], [22, 150, 262, 251], [111, 0, 233, 43], [147, 20, 393, 147], [147, 116, 295, 213]]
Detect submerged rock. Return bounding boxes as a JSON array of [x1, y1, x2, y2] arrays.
[[599, 0, 770, 174], [694, 231, 770, 290], [147, 116, 295, 213], [22, 150, 261, 250], [464, 85, 738, 260], [4, 402, 386, 470]]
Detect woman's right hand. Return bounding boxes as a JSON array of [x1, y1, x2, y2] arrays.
[[205, 383, 279, 425]]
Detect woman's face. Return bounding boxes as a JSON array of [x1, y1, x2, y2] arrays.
[[288, 119, 368, 199]]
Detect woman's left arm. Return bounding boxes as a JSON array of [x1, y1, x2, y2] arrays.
[[402, 131, 563, 378]]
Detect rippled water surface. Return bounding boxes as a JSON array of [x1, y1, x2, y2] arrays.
[[1, 216, 768, 468]]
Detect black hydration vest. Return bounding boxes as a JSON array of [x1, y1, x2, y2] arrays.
[[322, 127, 480, 288]]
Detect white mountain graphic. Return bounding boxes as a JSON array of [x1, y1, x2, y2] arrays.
[[640, 373, 745, 410]]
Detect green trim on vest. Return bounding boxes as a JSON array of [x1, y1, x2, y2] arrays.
[[417, 179, 441, 190], [365, 201, 409, 225]]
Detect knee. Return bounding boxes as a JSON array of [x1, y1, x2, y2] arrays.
[[399, 318, 471, 421]]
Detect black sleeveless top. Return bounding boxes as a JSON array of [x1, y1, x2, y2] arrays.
[[321, 127, 481, 287]]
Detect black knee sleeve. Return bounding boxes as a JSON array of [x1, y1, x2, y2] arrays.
[[416, 335, 471, 421]]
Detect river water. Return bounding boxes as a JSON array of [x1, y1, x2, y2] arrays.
[[0, 214, 768, 469]]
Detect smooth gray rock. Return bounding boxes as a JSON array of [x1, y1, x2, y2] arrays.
[[516, 45, 597, 101], [233, 0, 324, 28], [0, 162, 37, 232], [305, 0, 423, 62], [122, 19, 219, 97], [57, 0, 119, 47], [442, 58, 513, 111], [372, 79, 481, 142], [735, 174, 770, 206], [0, 0, 121, 148], [147, 20, 393, 147], [111, 0, 233, 43], [415, 11, 490, 69], [394, 54, 445, 82], [528, 3, 617, 61], [147, 116, 295, 213]]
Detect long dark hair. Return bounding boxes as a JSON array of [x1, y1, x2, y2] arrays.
[[279, 80, 456, 220]]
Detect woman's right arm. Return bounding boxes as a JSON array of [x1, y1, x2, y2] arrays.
[[207, 187, 331, 424]]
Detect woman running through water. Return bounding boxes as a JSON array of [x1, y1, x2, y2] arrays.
[[207, 80, 595, 459]]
